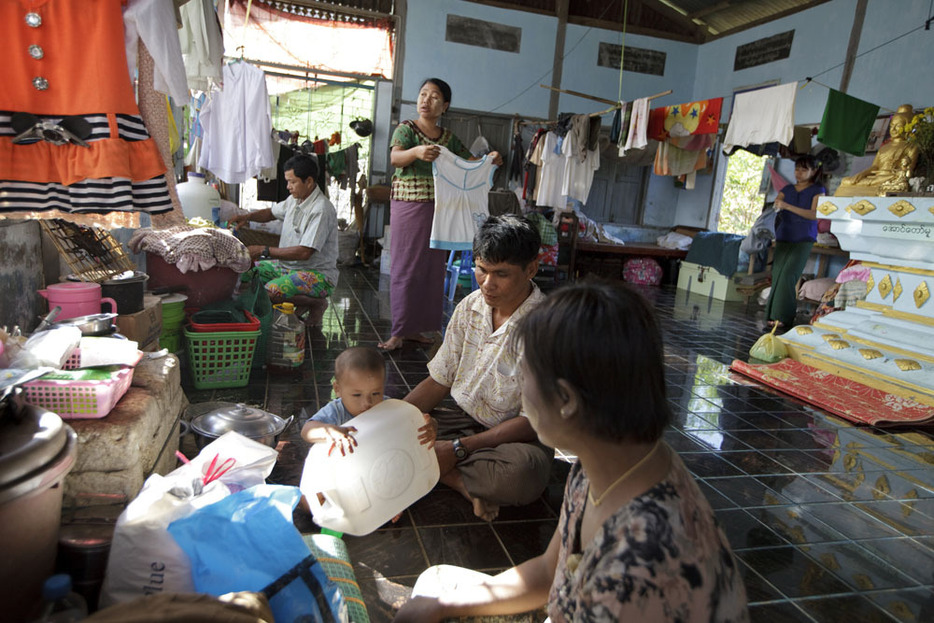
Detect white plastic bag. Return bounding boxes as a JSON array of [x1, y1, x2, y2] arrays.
[[99, 431, 279, 606], [11, 326, 80, 368]]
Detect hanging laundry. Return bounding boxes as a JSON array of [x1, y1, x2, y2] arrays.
[[615, 101, 632, 152], [560, 132, 600, 203], [0, 0, 176, 214], [654, 135, 715, 177], [722, 83, 797, 155], [257, 143, 295, 202], [327, 143, 359, 190], [198, 62, 274, 183], [609, 107, 622, 144], [621, 98, 649, 155], [124, 0, 190, 104], [647, 97, 723, 141], [536, 133, 569, 210], [817, 89, 880, 156], [430, 147, 498, 250], [177, 0, 224, 92], [508, 131, 524, 183]]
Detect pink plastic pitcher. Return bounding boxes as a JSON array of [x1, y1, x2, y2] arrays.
[[37, 282, 117, 320]]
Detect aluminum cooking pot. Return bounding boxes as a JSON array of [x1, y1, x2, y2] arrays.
[[51, 313, 117, 336], [188, 402, 293, 449]]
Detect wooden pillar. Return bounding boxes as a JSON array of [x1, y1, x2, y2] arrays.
[[839, 0, 868, 93], [549, 0, 570, 120]]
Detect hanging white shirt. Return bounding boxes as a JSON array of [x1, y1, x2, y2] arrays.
[[123, 0, 190, 103], [536, 132, 569, 210], [560, 132, 601, 203], [198, 62, 275, 183], [178, 0, 225, 92], [722, 82, 797, 154], [430, 147, 497, 250]]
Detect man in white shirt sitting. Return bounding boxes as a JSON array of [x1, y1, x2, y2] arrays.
[[229, 154, 339, 321], [404, 215, 553, 521]]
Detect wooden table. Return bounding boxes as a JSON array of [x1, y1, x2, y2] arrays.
[[573, 242, 689, 284]]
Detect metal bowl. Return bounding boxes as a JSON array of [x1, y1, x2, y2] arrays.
[[51, 313, 118, 336], [187, 402, 293, 449]]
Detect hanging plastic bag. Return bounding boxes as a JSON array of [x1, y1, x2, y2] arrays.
[[749, 323, 788, 363], [100, 432, 279, 607], [168, 485, 348, 623]]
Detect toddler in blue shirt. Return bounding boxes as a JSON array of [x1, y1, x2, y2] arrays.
[[301, 346, 436, 456]]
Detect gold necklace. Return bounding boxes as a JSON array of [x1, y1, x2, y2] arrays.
[[588, 441, 661, 508]]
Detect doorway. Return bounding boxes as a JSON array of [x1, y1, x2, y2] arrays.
[[717, 150, 769, 234]]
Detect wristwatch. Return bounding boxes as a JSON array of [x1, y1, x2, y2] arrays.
[[260, 246, 271, 259], [452, 438, 469, 461]]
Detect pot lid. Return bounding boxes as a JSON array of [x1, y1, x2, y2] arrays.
[[159, 293, 188, 305], [188, 402, 286, 438], [0, 402, 67, 489]]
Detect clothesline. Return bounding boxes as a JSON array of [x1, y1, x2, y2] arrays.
[[798, 77, 896, 114], [516, 88, 673, 127]]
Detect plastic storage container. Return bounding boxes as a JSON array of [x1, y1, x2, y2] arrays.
[[36, 574, 87, 622], [0, 406, 77, 622], [184, 326, 260, 389], [176, 172, 221, 223], [299, 399, 440, 536], [38, 283, 117, 320], [145, 253, 238, 308], [267, 303, 305, 372]]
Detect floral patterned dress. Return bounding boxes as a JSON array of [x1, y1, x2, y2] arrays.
[[547, 447, 749, 622]]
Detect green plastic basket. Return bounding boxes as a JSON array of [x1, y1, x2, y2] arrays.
[[184, 327, 260, 389], [237, 275, 273, 369]]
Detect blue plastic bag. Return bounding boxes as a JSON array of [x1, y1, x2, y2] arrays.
[[168, 484, 347, 623]]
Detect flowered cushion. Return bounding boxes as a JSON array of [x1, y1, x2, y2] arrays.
[[623, 257, 663, 285]]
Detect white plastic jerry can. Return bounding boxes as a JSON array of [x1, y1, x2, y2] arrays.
[[299, 399, 440, 536]]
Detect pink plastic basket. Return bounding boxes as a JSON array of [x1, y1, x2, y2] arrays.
[[22, 349, 137, 419]]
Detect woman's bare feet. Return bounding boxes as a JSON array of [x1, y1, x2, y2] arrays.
[[378, 335, 404, 351], [405, 333, 435, 344]]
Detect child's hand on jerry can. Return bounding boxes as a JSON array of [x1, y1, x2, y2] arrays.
[[418, 414, 437, 449], [324, 424, 358, 456]]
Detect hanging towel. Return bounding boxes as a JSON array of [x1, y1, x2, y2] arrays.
[[722, 83, 797, 155], [430, 147, 498, 250], [609, 107, 622, 144], [766, 163, 792, 194], [816, 89, 880, 156], [621, 98, 649, 154], [615, 101, 631, 152], [648, 98, 723, 141]]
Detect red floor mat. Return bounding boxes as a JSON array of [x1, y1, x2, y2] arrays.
[[729, 358, 934, 427]]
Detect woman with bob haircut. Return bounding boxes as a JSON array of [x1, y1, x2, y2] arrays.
[[394, 281, 748, 622]]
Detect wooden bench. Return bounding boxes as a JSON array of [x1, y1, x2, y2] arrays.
[[572, 241, 689, 285]]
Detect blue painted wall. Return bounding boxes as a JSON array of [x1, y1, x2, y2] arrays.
[[402, 0, 557, 118], [400, 0, 934, 229]]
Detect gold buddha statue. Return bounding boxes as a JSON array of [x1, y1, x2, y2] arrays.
[[835, 104, 919, 196]]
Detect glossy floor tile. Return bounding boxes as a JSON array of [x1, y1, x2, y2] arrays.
[[180, 265, 934, 622]]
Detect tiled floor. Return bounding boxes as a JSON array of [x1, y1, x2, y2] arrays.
[[179, 265, 934, 622]]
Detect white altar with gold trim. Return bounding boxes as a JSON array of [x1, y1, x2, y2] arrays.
[[778, 196, 934, 409]]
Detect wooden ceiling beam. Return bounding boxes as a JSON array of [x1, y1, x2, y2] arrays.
[[639, 0, 710, 43], [713, 0, 830, 39]]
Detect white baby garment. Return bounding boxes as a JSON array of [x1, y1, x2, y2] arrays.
[[430, 147, 497, 250]]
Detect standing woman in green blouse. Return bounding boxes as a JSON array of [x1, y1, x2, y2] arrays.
[[378, 78, 501, 351]]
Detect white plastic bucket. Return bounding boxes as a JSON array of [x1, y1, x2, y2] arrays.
[[300, 399, 439, 536]]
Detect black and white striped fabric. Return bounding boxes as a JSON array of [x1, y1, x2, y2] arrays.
[[1, 110, 173, 214], [0, 177, 173, 213]]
